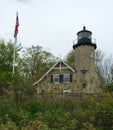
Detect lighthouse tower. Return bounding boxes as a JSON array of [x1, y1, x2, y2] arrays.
[[73, 27, 100, 93]]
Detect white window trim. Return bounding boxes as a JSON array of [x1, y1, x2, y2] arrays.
[[53, 74, 59, 83], [63, 74, 70, 83]]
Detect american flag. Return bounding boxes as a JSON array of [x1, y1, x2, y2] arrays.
[[14, 12, 19, 38]]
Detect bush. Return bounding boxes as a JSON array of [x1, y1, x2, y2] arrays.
[[103, 83, 113, 92], [0, 93, 113, 129]]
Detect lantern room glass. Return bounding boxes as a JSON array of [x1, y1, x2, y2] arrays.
[[77, 32, 92, 41]]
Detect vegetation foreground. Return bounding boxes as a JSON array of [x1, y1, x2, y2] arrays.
[[0, 92, 113, 130]]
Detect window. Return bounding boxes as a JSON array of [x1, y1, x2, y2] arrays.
[[82, 83, 86, 88], [53, 74, 59, 83], [51, 74, 72, 83], [89, 51, 94, 58], [78, 32, 91, 40], [63, 87, 70, 93], [63, 74, 70, 83]]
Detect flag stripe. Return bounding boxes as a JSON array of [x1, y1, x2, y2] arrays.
[[14, 12, 19, 38]]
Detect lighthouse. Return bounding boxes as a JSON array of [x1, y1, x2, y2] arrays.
[[73, 27, 100, 93]]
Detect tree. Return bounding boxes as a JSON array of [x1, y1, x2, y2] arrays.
[[95, 50, 105, 82], [0, 39, 22, 73], [95, 50, 113, 83], [64, 50, 74, 68], [20, 45, 56, 82], [0, 39, 13, 72], [0, 39, 22, 96]]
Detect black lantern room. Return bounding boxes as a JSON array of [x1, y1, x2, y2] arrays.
[[73, 26, 97, 49]]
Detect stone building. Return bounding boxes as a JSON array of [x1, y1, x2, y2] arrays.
[[33, 27, 100, 93]]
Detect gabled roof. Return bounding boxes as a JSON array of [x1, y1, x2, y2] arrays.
[[33, 59, 75, 86]]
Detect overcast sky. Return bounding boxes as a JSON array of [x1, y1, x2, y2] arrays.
[[0, 0, 113, 58]]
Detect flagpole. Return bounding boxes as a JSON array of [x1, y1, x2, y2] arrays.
[[13, 11, 19, 74], [12, 36, 17, 74]]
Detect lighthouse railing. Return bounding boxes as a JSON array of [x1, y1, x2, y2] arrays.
[[73, 38, 96, 45]]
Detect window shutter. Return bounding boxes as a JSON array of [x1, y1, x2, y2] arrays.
[[59, 74, 63, 82], [70, 74, 72, 82], [51, 76, 53, 83]]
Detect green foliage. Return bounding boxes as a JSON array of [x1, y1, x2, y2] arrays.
[[0, 39, 22, 96], [92, 94, 113, 130], [65, 50, 74, 68], [0, 120, 18, 130], [25, 101, 41, 115], [20, 45, 56, 82], [103, 83, 113, 92], [21, 120, 49, 130], [0, 39, 21, 73], [0, 93, 113, 129], [0, 72, 12, 96]]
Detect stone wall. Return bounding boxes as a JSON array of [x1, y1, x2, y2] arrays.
[[36, 68, 75, 93], [73, 45, 101, 93]]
